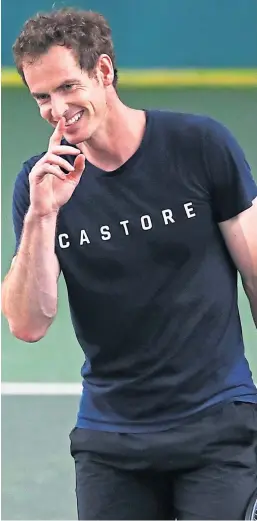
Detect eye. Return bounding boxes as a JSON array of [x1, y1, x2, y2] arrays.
[[35, 94, 50, 103], [62, 84, 75, 91]]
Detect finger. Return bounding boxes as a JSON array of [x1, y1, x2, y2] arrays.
[[65, 154, 85, 183], [35, 146, 80, 170], [49, 117, 66, 148], [73, 154, 86, 175], [45, 153, 75, 172], [51, 145, 80, 156], [30, 163, 66, 181]]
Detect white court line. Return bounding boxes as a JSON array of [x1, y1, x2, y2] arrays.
[[1, 382, 82, 395], [1, 382, 257, 395]]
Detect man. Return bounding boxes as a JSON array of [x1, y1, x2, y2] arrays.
[[2, 8, 257, 520]]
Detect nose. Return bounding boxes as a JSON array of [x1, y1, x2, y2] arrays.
[[51, 94, 68, 120]]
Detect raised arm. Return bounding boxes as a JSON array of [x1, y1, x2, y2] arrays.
[[2, 118, 85, 342]]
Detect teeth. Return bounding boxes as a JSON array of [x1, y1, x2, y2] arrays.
[[66, 111, 83, 126]]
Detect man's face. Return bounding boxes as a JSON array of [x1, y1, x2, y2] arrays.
[[23, 45, 112, 144]]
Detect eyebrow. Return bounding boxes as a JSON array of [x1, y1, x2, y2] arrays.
[[31, 78, 80, 98]]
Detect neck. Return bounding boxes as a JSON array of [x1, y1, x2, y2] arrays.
[[78, 96, 146, 171]]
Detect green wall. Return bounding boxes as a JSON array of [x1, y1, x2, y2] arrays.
[[2, 0, 257, 68]]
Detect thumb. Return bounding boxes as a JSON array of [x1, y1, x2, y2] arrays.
[[74, 154, 86, 173], [66, 154, 86, 183]]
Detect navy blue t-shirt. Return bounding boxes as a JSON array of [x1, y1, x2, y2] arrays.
[[12, 110, 257, 432]]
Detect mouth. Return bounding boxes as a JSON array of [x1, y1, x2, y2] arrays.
[[65, 110, 84, 127]]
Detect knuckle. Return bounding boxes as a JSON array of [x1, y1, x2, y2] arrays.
[[49, 147, 60, 158], [30, 163, 40, 175], [45, 151, 52, 161]]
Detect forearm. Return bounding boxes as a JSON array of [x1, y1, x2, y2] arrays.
[[243, 277, 257, 328], [2, 208, 60, 341]]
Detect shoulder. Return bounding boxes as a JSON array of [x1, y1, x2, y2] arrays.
[[13, 152, 46, 209], [147, 109, 228, 150], [15, 151, 46, 188], [150, 110, 244, 164], [148, 109, 230, 139], [14, 138, 75, 191], [148, 108, 210, 130]]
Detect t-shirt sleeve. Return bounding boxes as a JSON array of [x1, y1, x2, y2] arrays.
[[203, 118, 257, 222]]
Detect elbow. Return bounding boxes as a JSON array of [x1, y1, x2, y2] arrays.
[[242, 275, 257, 297], [9, 323, 48, 343]]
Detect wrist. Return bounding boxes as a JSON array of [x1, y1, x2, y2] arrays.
[[26, 207, 59, 224]]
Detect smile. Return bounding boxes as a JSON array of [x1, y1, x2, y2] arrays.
[[65, 110, 84, 127]]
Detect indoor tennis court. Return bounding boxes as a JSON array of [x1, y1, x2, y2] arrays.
[[2, 87, 257, 520]]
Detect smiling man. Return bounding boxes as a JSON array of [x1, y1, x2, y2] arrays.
[[2, 8, 257, 521]]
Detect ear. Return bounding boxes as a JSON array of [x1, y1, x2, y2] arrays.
[[97, 54, 114, 86]]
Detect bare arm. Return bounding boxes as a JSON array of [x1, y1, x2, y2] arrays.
[[2, 209, 60, 342], [219, 197, 257, 328], [2, 117, 85, 343]]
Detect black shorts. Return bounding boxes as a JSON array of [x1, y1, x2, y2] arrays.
[[70, 401, 257, 520]]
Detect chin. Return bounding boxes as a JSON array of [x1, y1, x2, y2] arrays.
[[63, 133, 78, 144], [65, 129, 93, 145]]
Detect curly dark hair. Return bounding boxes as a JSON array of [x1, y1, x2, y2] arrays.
[[12, 7, 118, 88]]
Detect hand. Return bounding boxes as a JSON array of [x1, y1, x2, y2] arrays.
[[29, 117, 86, 217]]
